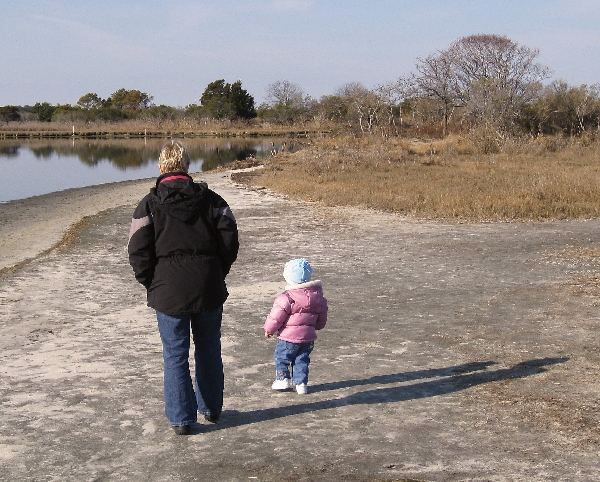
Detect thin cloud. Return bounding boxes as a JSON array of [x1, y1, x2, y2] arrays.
[[33, 14, 153, 62], [267, 0, 314, 12], [166, 2, 219, 29]]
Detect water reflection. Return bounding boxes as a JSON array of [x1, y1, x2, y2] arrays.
[[0, 145, 19, 157], [0, 137, 295, 202], [1, 137, 290, 171]]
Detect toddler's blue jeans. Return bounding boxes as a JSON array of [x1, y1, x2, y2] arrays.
[[274, 339, 314, 385]]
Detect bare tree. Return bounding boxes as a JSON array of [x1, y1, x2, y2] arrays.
[[375, 82, 404, 136], [262, 80, 309, 124], [265, 79, 305, 108], [399, 34, 551, 136], [542, 81, 600, 135], [336, 82, 386, 134], [410, 51, 459, 136], [449, 34, 551, 130]]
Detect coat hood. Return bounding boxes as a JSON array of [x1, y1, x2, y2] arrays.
[[286, 280, 324, 311], [149, 173, 209, 223]]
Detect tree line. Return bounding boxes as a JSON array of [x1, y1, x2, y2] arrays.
[[2, 34, 600, 139]]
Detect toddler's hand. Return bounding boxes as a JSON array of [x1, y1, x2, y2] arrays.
[[265, 332, 272, 338]]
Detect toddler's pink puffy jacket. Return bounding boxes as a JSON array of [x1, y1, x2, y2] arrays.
[[264, 280, 328, 344]]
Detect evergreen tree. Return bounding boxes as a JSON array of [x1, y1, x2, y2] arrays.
[[229, 80, 256, 119], [200, 79, 256, 120], [31, 102, 56, 122], [0, 105, 20, 123]]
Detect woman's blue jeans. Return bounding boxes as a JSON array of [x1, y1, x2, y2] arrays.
[[274, 339, 314, 385], [156, 307, 223, 427]]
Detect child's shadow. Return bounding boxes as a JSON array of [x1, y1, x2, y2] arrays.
[[203, 357, 568, 432]]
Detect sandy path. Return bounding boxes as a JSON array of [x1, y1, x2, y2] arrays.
[[1, 171, 599, 481]]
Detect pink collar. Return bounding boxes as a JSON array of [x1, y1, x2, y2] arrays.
[[160, 175, 189, 183]]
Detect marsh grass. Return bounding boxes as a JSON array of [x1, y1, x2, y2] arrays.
[[234, 134, 600, 221], [0, 119, 315, 138]]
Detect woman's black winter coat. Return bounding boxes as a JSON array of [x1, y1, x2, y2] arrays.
[[128, 172, 239, 315]]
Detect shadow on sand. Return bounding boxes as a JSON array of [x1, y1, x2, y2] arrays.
[[194, 357, 568, 434]]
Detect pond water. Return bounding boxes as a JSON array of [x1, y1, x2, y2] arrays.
[[0, 137, 290, 203]]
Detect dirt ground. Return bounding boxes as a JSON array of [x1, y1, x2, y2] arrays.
[[0, 170, 599, 481]]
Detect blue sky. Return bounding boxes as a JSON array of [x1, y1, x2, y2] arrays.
[[1, 0, 599, 107]]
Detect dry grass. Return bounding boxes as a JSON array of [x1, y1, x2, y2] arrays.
[[0, 119, 322, 138], [233, 134, 600, 221]]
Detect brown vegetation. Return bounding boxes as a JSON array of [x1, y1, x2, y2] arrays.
[[0, 118, 319, 139], [232, 134, 600, 221]]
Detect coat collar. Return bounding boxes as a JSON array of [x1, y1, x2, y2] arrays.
[[285, 279, 323, 291]]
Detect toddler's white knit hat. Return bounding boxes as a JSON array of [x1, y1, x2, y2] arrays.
[[283, 258, 312, 285]]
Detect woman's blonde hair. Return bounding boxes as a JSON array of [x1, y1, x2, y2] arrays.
[[158, 141, 191, 173]]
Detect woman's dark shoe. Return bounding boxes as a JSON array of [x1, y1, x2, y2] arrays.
[[204, 414, 219, 423], [172, 425, 191, 435]]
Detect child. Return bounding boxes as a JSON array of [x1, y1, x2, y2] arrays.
[[264, 258, 328, 394]]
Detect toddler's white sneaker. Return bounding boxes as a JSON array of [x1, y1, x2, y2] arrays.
[[295, 383, 308, 394], [271, 379, 291, 390]]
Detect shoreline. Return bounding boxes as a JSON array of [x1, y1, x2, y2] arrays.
[[0, 177, 153, 273], [0, 170, 237, 274]]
